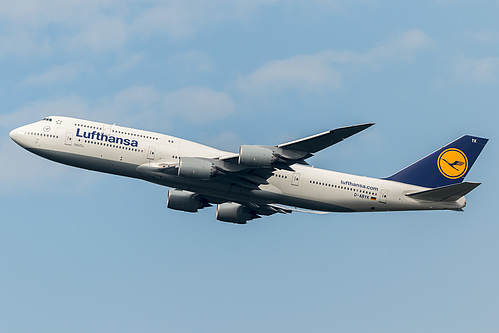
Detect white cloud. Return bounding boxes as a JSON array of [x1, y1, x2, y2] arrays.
[[0, 0, 283, 56], [111, 52, 145, 72], [166, 51, 216, 74], [101, 85, 235, 126], [0, 32, 52, 57], [0, 0, 127, 56], [103, 86, 234, 128], [237, 53, 343, 93], [131, 0, 282, 39], [454, 56, 499, 84], [464, 31, 499, 43], [67, 16, 128, 53], [1, 85, 234, 132], [237, 29, 433, 94], [113, 86, 162, 110], [23, 63, 90, 85], [0, 0, 361, 56], [0, 0, 121, 27], [204, 131, 242, 152], [0, 96, 92, 131], [108, 86, 163, 125], [364, 29, 434, 64], [162, 87, 235, 123], [132, 3, 198, 39]]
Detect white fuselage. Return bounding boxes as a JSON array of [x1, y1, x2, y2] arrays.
[[9, 116, 465, 212]]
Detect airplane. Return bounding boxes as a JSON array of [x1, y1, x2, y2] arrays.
[[9, 116, 488, 224]]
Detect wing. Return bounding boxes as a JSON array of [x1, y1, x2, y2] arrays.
[[138, 123, 374, 188], [166, 188, 329, 224], [219, 122, 374, 165], [141, 123, 373, 223], [277, 123, 374, 153]]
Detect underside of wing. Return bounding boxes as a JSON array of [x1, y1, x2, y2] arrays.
[[166, 188, 297, 224], [167, 187, 332, 224]]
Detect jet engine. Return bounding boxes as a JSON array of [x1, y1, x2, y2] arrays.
[[167, 189, 208, 212], [216, 202, 258, 224], [178, 157, 217, 179], [238, 145, 279, 167]]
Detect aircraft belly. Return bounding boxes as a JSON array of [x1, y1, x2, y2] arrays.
[[27, 147, 140, 178], [268, 194, 355, 212]]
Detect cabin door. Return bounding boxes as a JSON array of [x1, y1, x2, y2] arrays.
[[380, 190, 388, 204], [102, 124, 112, 136], [65, 132, 73, 146], [291, 173, 300, 186], [148, 147, 156, 160]]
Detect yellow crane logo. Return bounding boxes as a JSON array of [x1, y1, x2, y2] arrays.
[[437, 148, 468, 179]]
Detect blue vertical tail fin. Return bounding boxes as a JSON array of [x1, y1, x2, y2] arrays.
[[385, 135, 488, 188]]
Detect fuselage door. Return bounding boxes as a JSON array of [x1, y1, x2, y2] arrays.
[[292, 173, 300, 186], [65, 132, 73, 146], [380, 189, 388, 204], [148, 147, 156, 160], [102, 124, 112, 136]]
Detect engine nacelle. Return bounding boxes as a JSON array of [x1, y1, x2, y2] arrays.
[[216, 202, 256, 224], [238, 145, 278, 167], [178, 157, 217, 179], [167, 189, 205, 212]]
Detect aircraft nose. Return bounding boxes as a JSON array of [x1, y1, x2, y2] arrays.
[[9, 128, 17, 142]]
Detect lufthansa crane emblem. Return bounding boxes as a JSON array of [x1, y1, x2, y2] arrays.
[[437, 148, 468, 179]]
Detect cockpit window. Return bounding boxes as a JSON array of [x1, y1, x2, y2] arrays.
[[42, 118, 53, 122]]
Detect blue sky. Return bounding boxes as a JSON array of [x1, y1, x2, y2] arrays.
[[1, 1, 498, 332]]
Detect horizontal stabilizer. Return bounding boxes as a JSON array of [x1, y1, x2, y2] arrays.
[[406, 182, 481, 202]]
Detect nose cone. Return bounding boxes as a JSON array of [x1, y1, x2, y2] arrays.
[[10, 125, 35, 150], [9, 128, 18, 142]]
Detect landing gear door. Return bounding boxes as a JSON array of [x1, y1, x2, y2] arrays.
[[65, 132, 73, 146], [291, 173, 300, 186], [148, 147, 156, 160]]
